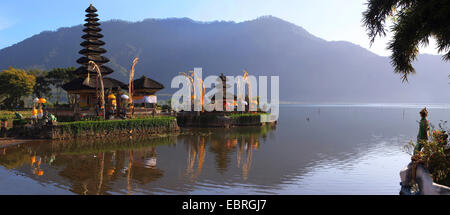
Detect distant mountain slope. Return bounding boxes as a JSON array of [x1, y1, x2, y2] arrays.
[[1, 16, 450, 103]]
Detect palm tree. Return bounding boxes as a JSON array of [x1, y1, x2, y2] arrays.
[[363, 0, 450, 82]]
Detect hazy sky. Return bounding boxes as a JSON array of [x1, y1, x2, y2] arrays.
[[0, 0, 440, 56]]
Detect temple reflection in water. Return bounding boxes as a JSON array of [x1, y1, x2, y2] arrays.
[[1, 107, 419, 194], [0, 126, 275, 195]]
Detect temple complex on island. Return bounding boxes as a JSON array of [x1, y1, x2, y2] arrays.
[[61, 4, 164, 118]]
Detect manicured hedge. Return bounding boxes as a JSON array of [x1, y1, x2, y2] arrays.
[[177, 112, 270, 127], [58, 116, 177, 136], [56, 116, 76, 122], [230, 113, 268, 124], [176, 114, 220, 125], [12, 119, 28, 127]]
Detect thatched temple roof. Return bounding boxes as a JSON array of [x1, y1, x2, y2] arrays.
[[81, 32, 104, 39], [84, 17, 99, 22], [82, 27, 102, 33], [85, 13, 98, 18], [62, 77, 127, 92], [78, 47, 107, 55], [80, 40, 105, 47], [76, 55, 110, 65], [73, 65, 114, 76], [83, 22, 100, 27], [132, 76, 165, 90], [85, 4, 97, 13]]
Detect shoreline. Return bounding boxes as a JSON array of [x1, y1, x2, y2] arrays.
[[0, 138, 36, 148], [280, 103, 450, 109]]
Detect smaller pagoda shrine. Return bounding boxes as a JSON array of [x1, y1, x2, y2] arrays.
[[130, 75, 165, 114], [208, 74, 237, 111]]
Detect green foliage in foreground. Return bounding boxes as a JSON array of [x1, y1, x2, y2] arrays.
[[230, 113, 268, 124], [405, 138, 450, 186], [58, 116, 176, 136], [229, 113, 268, 118]]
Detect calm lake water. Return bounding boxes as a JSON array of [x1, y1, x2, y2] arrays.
[[2, 104, 450, 195]]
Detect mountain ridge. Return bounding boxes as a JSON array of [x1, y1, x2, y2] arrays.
[[1, 16, 450, 103]]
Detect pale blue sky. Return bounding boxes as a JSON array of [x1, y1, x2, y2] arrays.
[[0, 0, 439, 56]]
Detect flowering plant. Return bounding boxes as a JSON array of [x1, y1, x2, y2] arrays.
[[431, 120, 449, 146]]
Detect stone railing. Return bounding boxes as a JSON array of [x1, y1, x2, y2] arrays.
[[400, 162, 450, 195]]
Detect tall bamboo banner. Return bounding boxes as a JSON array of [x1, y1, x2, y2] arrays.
[[180, 72, 195, 110], [190, 70, 205, 112], [88, 61, 105, 119], [129, 58, 139, 118], [237, 70, 249, 110], [242, 70, 254, 110]]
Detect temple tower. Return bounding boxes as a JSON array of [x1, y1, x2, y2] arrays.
[[63, 4, 126, 114], [75, 4, 113, 77]]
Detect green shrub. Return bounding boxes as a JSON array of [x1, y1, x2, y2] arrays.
[[56, 116, 75, 122], [80, 115, 103, 121], [59, 116, 176, 136], [405, 135, 450, 186], [230, 113, 267, 124], [162, 104, 171, 111], [229, 113, 268, 118], [12, 119, 28, 127]]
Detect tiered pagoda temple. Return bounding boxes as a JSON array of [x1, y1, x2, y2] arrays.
[[130, 75, 165, 112], [62, 5, 127, 113]]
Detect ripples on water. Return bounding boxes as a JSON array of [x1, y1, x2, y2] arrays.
[[2, 105, 448, 194]]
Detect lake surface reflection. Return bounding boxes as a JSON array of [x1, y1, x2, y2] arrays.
[[2, 105, 447, 194]]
